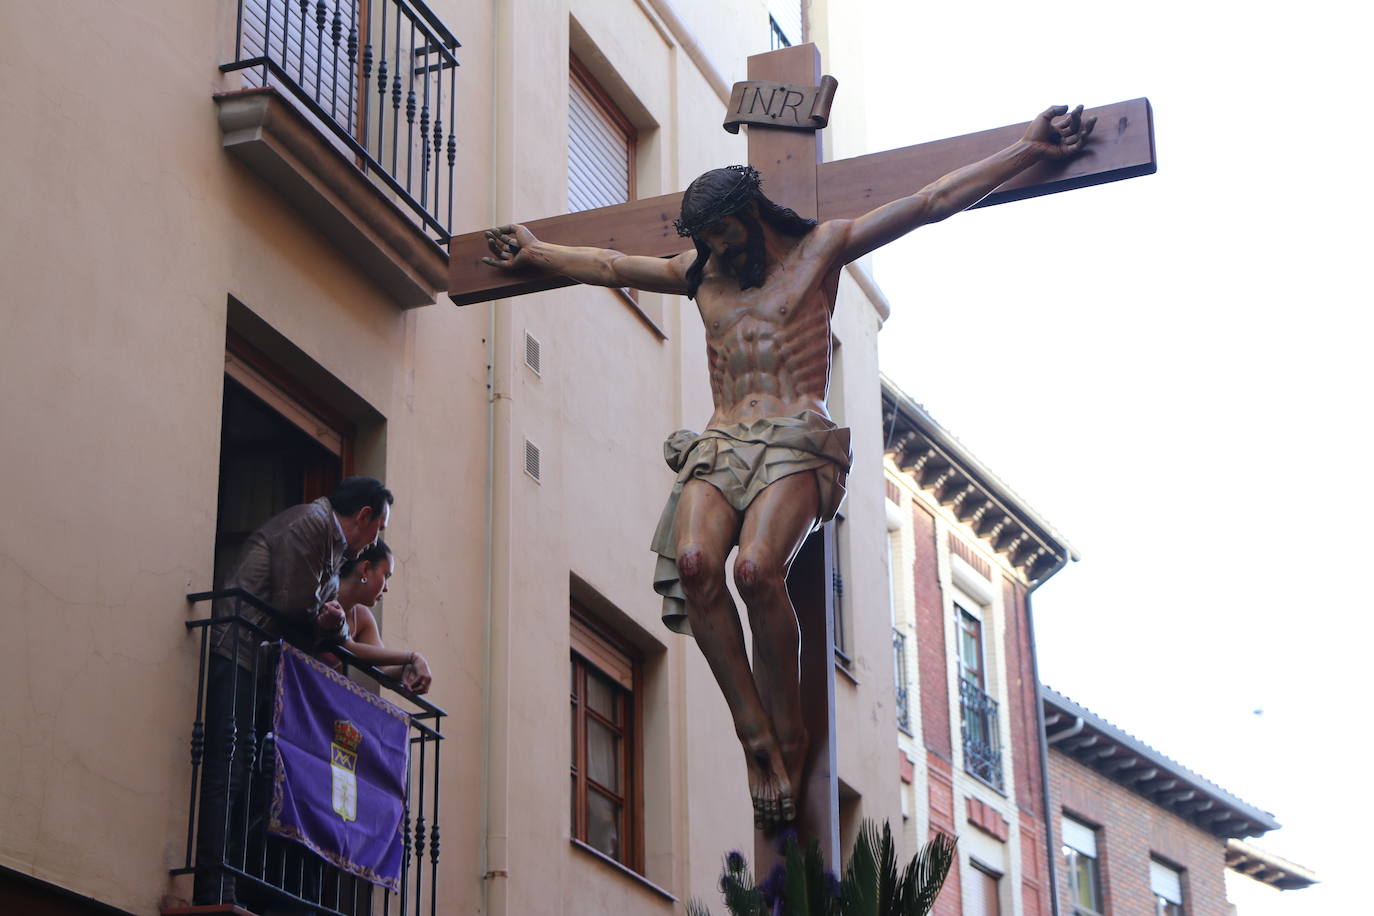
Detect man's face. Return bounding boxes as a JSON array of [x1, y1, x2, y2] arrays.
[[696, 215, 752, 270], [347, 502, 390, 554]]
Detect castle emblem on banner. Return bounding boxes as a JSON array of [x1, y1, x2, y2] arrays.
[[331, 719, 363, 822]]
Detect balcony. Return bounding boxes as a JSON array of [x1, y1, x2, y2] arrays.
[[892, 629, 912, 734], [216, 0, 462, 306], [959, 678, 1003, 791], [171, 588, 445, 915]]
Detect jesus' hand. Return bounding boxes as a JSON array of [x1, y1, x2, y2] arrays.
[[1023, 104, 1096, 161], [482, 224, 542, 271]]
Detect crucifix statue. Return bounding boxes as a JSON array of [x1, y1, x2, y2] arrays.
[[450, 43, 1153, 861]]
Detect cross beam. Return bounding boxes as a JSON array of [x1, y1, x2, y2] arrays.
[[446, 80, 1154, 305]]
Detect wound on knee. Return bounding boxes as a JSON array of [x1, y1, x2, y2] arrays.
[[678, 547, 713, 588], [734, 557, 777, 598]]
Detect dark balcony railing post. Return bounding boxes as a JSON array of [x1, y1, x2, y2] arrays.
[[428, 721, 441, 916], [446, 71, 456, 232], [390, 3, 401, 176], [264, 0, 274, 81], [346, 2, 358, 129], [314, 1, 326, 102], [185, 624, 210, 867], [419, 41, 431, 207], [361, 0, 373, 150], [399, 762, 412, 916], [331, 2, 343, 118], [412, 735, 427, 916]]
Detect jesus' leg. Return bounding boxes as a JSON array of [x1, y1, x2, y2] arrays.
[[673, 478, 795, 827], [733, 470, 821, 818]]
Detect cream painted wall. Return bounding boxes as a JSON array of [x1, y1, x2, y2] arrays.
[[0, 0, 904, 913]]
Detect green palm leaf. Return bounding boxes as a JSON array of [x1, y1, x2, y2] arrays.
[[897, 832, 958, 916], [696, 820, 956, 916], [839, 821, 879, 916]]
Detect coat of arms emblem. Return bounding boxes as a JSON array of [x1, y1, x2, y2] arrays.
[[330, 719, 363, 821]]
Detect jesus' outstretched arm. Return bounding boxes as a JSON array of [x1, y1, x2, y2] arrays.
[[483, 223, 692, 295], [837, 104, 1096, 263]]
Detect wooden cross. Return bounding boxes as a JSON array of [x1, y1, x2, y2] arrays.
[[447, 43, 1154, 873], [447, 44, 1154, 305]]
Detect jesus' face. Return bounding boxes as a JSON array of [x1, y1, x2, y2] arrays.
[[695, 212, 766, 289]]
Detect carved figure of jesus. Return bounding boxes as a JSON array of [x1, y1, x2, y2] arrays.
[[484, 105, 1095, 828]]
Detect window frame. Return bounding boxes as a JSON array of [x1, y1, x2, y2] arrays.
[[1150, 857, 1184, 916], [1061, 815, 1104, 916], [956, 603, 985, 688], [968, 860, 1003, 916], [569, 606, 642, 872]]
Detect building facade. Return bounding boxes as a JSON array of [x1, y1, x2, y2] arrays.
[[881, 376, 1078, 916], [879, 377, 1315, 916], [0, 1, 906, 914], [1044, 688, 1314, 916]]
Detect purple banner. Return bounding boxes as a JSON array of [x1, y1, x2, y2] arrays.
[[269, 643, 410, 891]]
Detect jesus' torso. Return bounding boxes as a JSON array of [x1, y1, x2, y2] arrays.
[[694, 223, 844, 429]]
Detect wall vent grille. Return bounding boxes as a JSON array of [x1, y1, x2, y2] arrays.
[[524, 439, 542, 482], [524, 332, 542, 375]]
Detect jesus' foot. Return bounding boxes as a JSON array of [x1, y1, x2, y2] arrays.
[[743, 733, 797, 828]]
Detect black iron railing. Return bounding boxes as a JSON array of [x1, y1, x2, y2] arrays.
[[959, 677, 1003, 791], [223, 0, 462, 244], [176, 588, 445, 915], [892, 629, 912, 734]]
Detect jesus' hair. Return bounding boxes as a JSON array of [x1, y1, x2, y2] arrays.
[[678, 167, 817, 300]]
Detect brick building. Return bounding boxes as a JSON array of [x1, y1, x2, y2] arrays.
[[1044, 688, 1315, 915], [881, 376, 1077, 916], [880, 376, 1314, 915]]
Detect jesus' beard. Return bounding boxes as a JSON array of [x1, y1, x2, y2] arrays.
[[720, 217, 767, 290]]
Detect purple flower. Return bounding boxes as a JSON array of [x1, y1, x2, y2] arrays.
[[758, 863, 786, 905]]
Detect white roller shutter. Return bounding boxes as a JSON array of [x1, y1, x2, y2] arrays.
[[1062, 817, 1097, 857], [568, 66, 632, 213], [1150, 860, 1182, 904]]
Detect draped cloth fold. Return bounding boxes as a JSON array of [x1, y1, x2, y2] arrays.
[[649, 410, 852, 635]]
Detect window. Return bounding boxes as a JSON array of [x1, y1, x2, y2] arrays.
[[967, 862, 1002, 916], [1062, 816, 1104, 915], [768, 15, 791, 49], [956, 603, 1001, 788], [216, 331, 354, 586], [892, 628, 911, 733], [568, 56, 635, 213], [957, 605, 984, 687], [1151, 859, 1184, 916], [831, 517, 849, 664], [570, 609, 640, 870], [766, 1, 801, 49]]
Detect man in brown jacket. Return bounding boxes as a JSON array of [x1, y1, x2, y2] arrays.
[[195, 476, 393, 906]]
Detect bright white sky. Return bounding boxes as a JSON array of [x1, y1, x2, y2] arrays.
[[856, 1, 1371, 912]]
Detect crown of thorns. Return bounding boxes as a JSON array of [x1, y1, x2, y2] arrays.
[[673, 165, 761, 237]]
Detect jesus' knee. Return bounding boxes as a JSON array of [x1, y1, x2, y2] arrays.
[[733, 553, 787, 608], [677, 545, 726, 603]]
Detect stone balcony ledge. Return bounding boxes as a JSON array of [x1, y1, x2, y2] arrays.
[[215, 87, 448, 308]]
